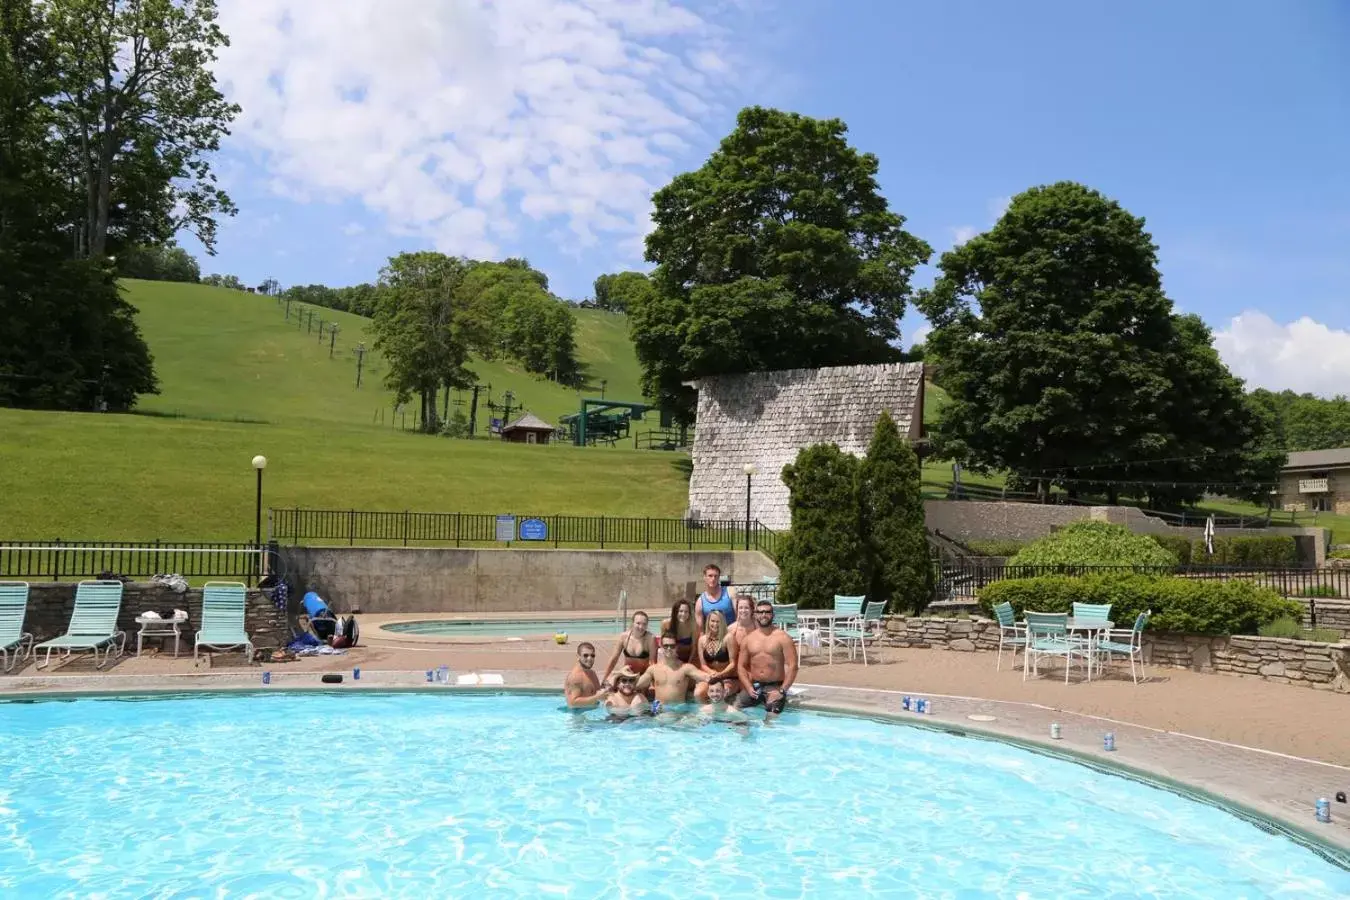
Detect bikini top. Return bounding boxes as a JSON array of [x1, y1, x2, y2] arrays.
[[622, 635, 650, 660], [702, 641, 730, 665]]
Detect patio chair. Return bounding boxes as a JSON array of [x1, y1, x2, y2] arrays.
[[835, 600, 887, 665], [991, 601, 1027, 672], [771, 603, 800, 644], [1071, 602, 1113, 677], [1022, 611, 1091, 684], [1096, 610, 1151, 684], [195, 581, 255, 663], [0, 582, 35, 673], [34, 580, 126, 669]]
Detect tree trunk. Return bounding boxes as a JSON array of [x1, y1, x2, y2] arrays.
[[90, 128, 116, 258], [1106, 486, 1119, 506]]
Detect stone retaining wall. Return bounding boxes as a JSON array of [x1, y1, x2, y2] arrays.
[[23, 582, 287, 651], [1303, 598, 1350, 637], [876, 615, 1350, 692]]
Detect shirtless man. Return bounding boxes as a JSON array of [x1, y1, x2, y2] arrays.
[[604, 666, 650, 717], [636, 631, 710, 709], [735, 599, 799, 717], [562, 642, 608, 709], [698, 678, 749, 725]]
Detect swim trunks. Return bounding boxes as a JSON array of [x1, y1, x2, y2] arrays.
[[735, 680, 787, 714]]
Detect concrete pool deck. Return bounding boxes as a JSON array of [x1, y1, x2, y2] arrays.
[[3, 615, 1348, 858]]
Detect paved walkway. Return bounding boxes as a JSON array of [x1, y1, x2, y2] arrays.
[[5, 622, 1349, 858]]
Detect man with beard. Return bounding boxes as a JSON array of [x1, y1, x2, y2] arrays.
[[563, 642, 609, 709]]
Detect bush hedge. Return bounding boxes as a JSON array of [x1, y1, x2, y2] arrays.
[[977, 573, 1301, 636], [1150, 535, 1192, 564], [1188, 535, 1298, 566], [1008, 522, 1178, 568], [967, 539, 1025, 558]]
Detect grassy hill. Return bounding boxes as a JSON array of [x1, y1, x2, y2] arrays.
[[0, 281, 683, 542], [128, 280, 646, 430]]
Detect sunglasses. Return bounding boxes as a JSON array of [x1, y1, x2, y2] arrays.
[[661, 644, 677, 650]]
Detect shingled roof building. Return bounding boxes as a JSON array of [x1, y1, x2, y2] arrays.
[[1278, 447, 1350, 515], [685, 362, 925, 531]]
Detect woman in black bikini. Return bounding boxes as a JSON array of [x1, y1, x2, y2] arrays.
[[661, 599, 697, 664], [600, 611, 655, 688], [692, 610, 738, 703]]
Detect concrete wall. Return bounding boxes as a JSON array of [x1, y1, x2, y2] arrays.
[[925, 500, 1328, 565], [23, 582, 287, 650], [875, 615, 1350, 692], [277, 547, 780, 614]]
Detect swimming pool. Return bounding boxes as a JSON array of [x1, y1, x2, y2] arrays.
[[2, 692, 1347, 897], [384, 615, 630, 637]]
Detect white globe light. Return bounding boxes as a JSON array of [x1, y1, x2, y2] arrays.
[[252, 455, 268, 470]]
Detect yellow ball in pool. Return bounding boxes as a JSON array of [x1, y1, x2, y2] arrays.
[[554, 632, 568, 645]]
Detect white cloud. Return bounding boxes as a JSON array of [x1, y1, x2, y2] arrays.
[[948, 195, 1012, 248], [907, 321, 932, 349], [213, 0, 752, 259], [1213, 310, 1350, 398]]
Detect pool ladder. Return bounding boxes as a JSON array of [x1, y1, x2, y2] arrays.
[[616, 589, 627, 631]]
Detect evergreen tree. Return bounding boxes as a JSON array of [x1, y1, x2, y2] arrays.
[[858, 411, 932, 613], [776, 444, 866, 609]]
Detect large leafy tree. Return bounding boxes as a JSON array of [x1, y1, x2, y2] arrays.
[[592, 270, 654, 313], [917, 181, 1275, 506], [635, 106, 931, 423], [1249, 388, 1350, 452], [858, 411, 931, 612], [46, 0, 239, 258], [1, 0, 157, 411], [372, 252, 479, 433]]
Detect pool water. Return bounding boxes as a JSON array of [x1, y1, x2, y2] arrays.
[[2, 693, 1347, 898], [384, 616, 629, 637]]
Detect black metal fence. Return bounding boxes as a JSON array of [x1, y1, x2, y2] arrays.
[[935, 559, 1350, 600], [0, 540, 265, 582], [270, 507, 782, 557]]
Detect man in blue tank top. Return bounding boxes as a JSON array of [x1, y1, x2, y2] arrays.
[[695, 563, 736, 634]]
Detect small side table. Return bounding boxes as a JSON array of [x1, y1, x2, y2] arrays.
[[136, 614, 187, 658]]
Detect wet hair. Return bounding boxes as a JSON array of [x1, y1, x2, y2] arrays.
[[577, 641, 595, 656]]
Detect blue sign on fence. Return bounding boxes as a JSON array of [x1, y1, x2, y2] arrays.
[[519, 518, 548, 541]]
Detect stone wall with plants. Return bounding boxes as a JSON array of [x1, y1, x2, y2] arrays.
[[874, 615, 1350, 692]]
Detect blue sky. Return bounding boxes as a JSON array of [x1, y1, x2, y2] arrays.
[[188, 0, 1350, 396]]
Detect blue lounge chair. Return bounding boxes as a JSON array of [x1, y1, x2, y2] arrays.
[[0, 582, 35, 673], [35, 580, 126, 669]]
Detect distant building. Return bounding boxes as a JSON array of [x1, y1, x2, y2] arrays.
[[500, 412, 556, 445], [1278, 448, 1350, 514]]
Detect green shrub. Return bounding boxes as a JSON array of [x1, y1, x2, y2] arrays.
[[858, 411, 931, 613], [1257, 617, 1344, 643], [1330, 548, 1350, 560], [1008, 522, 1179, 568], [977, 573, 1301, 636], [1297, 584, 1339, 598], [1190, 535, 1297, 566], [967, 539, 1025, 558], [1150, 535, 1192, 564], [777, 443, 866, 609]]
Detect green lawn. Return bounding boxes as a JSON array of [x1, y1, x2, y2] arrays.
[[128, 280, 645, 431], [0, 408, 691, 541]]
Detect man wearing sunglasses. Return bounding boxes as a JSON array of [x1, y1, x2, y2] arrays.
[[735, 599, 798, 716], [563, 642, 609, 709], [636, 630, 711, 710]]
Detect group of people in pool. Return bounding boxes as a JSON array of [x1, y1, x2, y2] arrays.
[[562, 563, 800, 721]]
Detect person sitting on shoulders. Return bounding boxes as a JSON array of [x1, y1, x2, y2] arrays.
[[563, 642, 609, 709], [692, 610, 739, 704], [734, 599, 799, 718], [636, 630, 710, 712]]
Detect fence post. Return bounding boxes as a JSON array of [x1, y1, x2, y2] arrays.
[[554, 516, 560, 549], [403, 510, 410, 547], [53, 538, 61, 582], [600, 515, 606, 549], [455, 512, 461, 548], [348, 509, 355, 545], [645, 517, 651, 550]]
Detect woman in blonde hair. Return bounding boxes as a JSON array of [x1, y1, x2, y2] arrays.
[[692, 610, 738, 703]]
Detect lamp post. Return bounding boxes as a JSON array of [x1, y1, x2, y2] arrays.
[[743, 462, 757, 551], [252, 455, 267, 549]]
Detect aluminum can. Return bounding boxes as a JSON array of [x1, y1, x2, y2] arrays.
[[353, 667, 361, 680], [902, 695, 911, 711], [1104, 732, 1116, 751], [262, 671, 271, 685], [1051, 723, 1061, 740], [1316, 798, 1331, 823]]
